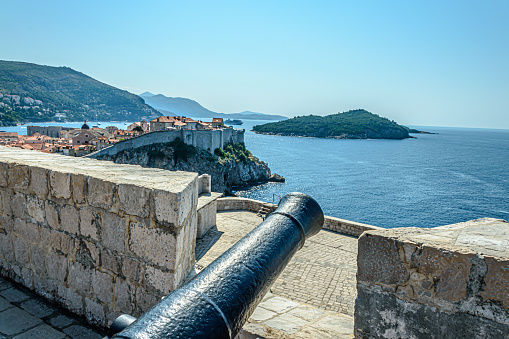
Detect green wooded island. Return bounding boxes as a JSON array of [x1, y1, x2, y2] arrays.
[[252, 110, 428, 139]]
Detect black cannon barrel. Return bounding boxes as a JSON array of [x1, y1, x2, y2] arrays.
[[113, 192, 324, 339]]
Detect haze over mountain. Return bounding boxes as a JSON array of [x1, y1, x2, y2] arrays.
[[140, 92, 287, 121], [0, 60, 159, 124]]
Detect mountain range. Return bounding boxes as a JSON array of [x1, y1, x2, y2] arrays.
[[139, 92, 287, 121]]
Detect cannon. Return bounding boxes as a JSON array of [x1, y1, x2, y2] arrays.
[[110, 192, 324, 338]]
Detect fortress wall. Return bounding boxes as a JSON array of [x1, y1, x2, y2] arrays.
[[0, 146, 198, 328], [88, 129, 245, 159], [355, 218, 509, 338]]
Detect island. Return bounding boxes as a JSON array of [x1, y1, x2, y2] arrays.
[[252, 109, 426, 139]]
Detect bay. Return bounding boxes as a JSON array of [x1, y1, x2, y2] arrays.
[[236, 120, 509, 229]]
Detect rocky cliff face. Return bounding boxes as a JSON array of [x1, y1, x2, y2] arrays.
[[94, 142, 272, 194]]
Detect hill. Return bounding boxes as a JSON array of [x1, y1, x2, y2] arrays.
[[252, 109, 414, 139], [139, 93, 287, 121], [0, 60, 159, 125]]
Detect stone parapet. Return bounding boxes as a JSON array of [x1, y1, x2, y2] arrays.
[[0, 146, 198, 328], [355, 218, 509, 338], [217, 197, 380, 237]]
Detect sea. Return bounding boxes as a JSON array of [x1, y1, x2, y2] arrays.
[[3, 120, 509, 229]]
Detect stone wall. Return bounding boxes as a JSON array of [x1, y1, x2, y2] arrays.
[[88, 128, 245, 158], [0, 146, 198, 328], [355, 218, 509, 338], [217, 197, 381, 237]]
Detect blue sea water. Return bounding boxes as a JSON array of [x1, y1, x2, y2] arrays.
[[235, 120, 509, 229], [3, 120, 508, 229]]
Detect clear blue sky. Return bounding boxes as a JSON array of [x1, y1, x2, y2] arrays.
[[1, 1, 508, 128]]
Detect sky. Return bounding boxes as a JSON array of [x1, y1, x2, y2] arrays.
[[1, 1, 508, 128]]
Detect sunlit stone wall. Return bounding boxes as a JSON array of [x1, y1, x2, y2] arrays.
[[0, 146, 198, 328], [355, 218, 509, 338]]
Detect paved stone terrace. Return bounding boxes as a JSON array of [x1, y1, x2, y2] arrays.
[[195, 210, 358, 338], [0, 277, 105, 338]]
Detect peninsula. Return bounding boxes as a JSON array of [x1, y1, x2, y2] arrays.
[[253, 109, 423, 139]]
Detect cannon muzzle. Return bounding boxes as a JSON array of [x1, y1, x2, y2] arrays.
[[112, 192, 324, 338]]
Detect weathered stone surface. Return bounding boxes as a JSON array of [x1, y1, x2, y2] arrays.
[[71, 173, 87, 204], [91, 270, 113, 304], [122, 257, 143, 283], [481, 256, 509, 309], [114, 278, 133, 313], [145, 266, 173, 294], [45, 201, 60, 229], [0, 189, 12, 216], [59, 204, 79, 235], [68, 262, 91, 292], [118, 184, 150, 218], [27, 195, 45, 224], [79, 206, 100, 240], [50, 171, 71, 200], [30, 245, 47, 275], [101, 251, 120, 275], [14, 219, 40, 245], [46, 251, 68, 282], [0, 233, 14, 261], [0, 162, 7, 187], [135, 287, 160, 314], [357, 233, 409, 285], [0, 215, 14, 233], [85, 297, 105, 327], [129, 222, 176, 268], [153, 189, 179, 227], [8, 164, 29, 192], [102, 212, 125, 253], [29, 167, 49, 198], [354, 286, 509, 339], [417, 245, 473, 302], [88, 178, 114, 208], [12, 192, 27, 219], [56, 286, 83, 316], [13, 237, 29, 264]]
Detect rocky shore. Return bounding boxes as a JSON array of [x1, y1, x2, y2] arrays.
[[93, 141, 283, 194]]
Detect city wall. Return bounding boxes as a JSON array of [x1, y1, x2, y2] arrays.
[[355, 218, 509, 338], [0, 146, 198, 328], [87, 128, 245, 159]]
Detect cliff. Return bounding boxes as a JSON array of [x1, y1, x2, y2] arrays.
[[253, 109, 414, 139], [93, 139, 275, 194]]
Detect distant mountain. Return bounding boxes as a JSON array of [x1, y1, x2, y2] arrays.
[[139, 93, 287, 121], [253, 109, 414, 139], [0, 60, 160, 125]]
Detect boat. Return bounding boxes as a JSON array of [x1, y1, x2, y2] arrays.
[[225, 119, 243, 125]]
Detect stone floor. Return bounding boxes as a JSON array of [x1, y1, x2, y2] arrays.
[[0, 277, 105, 339], [195, 210, 358, 338]]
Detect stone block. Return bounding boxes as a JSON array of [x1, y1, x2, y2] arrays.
[[27, 195, 45, 224], [101, 250, 120, 275], [153, 190, 179, 227], [50, 171, 71, 200], [114, 278, 133, 313], [0, 233, 14, 261], [50, 231, 75, 257], [85, 297, 106, 328], [47, 251, 68, 282], [60, 204, 79, 235], [129, 222, 176, 269], [357, 232, 409, 286], [29, 167, 49, 198], [416, 245, 473, 302], [0, 162, 7, 187], [12, 192, 27, 219], [8, 164, 30, 192], [45, 201, 60, 230], [71, 173, 87, 204], [102, 212, 126, 253], [88, 177, 115, 208], [0, 307, 43, 336], [68, 261, 91, 292], [0, 189, 12, 216], [56, 286, 83, 316], [481, 256, 509, 309], [14, 219, 40, 245], [122, 257, 143, 284], [75, 238, 99, 268], [30, 245, 47, 275], [145, 266, 174, 294], [13, 237, 29, 264], [135, 287, 160, 314], [118, 184, 150, 218], [91, 270, 114, 304], [79, 206, 100, 240]]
